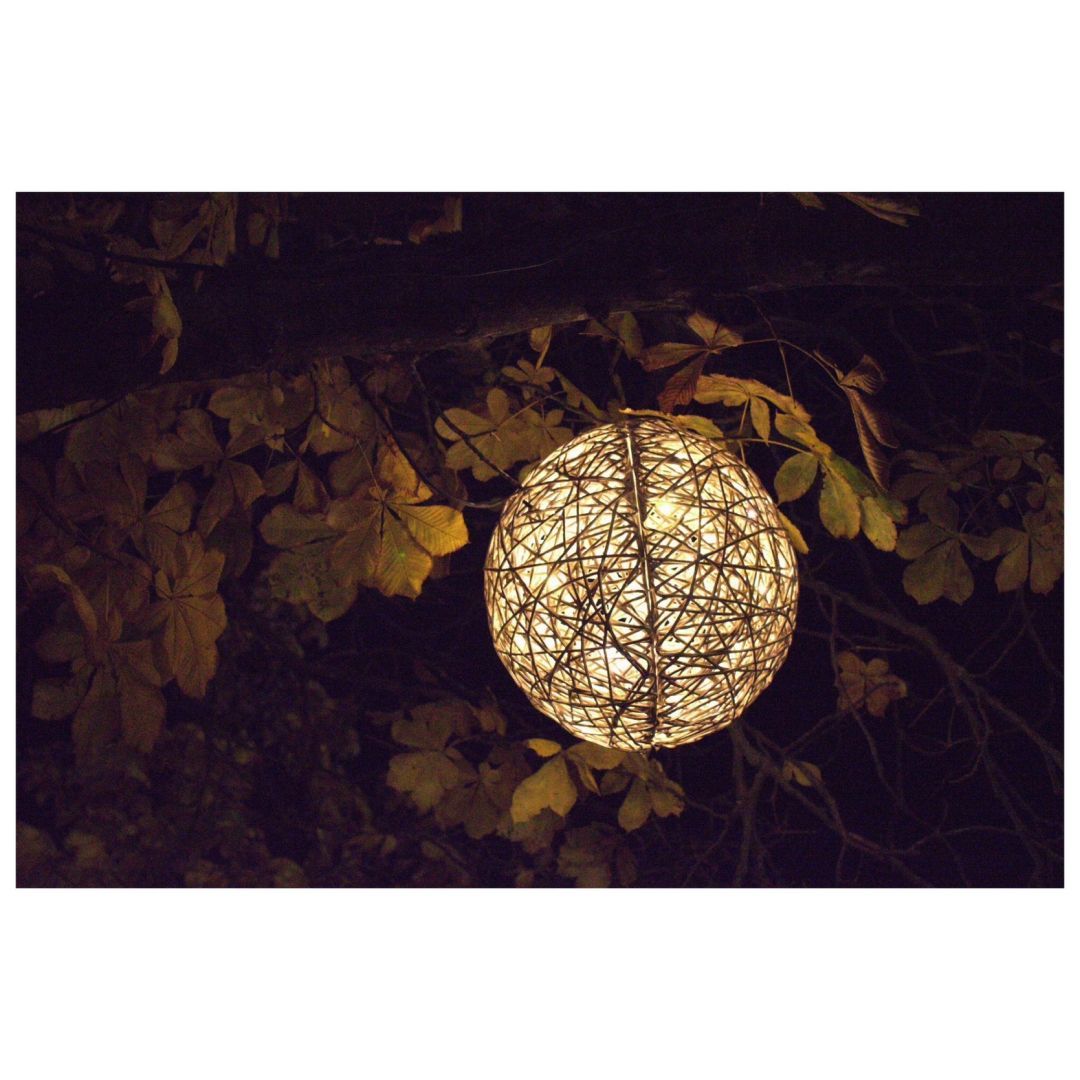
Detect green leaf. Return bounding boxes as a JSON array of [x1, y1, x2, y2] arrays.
[[818, 469, 861, 538], [694, 375, 808, 421], [860, 497, 898, 552], [670, 414, 725, 440], [774, 453, 819, 503], [959, 533, 999, 561], [774, 412, 830, 454]]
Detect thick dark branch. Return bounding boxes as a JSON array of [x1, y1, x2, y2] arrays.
[[17, 195, 1063, 412]]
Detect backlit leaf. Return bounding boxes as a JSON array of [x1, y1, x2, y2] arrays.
[[658, 355, 706, 411], [396, 503, 469, 557], [687, 312, 742, 349]]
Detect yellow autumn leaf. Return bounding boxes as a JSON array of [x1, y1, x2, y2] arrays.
[[617, 779, 651, 832], [782, 759, 823, 787], [566, 742, 626, 770], [395, 503, 469, 557], [326, 440, 467, 599], [510, 756, 579, 823], [749, 396, 771, 442], [525, 738, 564, 758], [776, 510, 809, 555], [369, 515, 432, 598]]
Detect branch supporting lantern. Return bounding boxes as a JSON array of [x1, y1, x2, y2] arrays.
[[484, 416, 799, 749]]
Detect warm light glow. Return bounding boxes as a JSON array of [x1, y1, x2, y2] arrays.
[[484, 417, 799, 749]]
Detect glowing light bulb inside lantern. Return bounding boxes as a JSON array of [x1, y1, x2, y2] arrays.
[[644, 496, 683, 531], [485, 417, 799, 750]]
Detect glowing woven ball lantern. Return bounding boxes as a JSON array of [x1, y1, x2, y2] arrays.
[[484, 416, 799, 749]]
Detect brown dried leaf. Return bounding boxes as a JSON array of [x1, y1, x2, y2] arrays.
[[658, 356, 706, 411]]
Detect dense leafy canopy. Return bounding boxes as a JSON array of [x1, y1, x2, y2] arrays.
[[16, 193, 1063, 887]]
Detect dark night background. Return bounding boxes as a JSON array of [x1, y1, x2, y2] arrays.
[[16, 192, 1064, 887]]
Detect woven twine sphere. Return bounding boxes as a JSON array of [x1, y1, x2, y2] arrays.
[[484, 416, 799, 750]]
